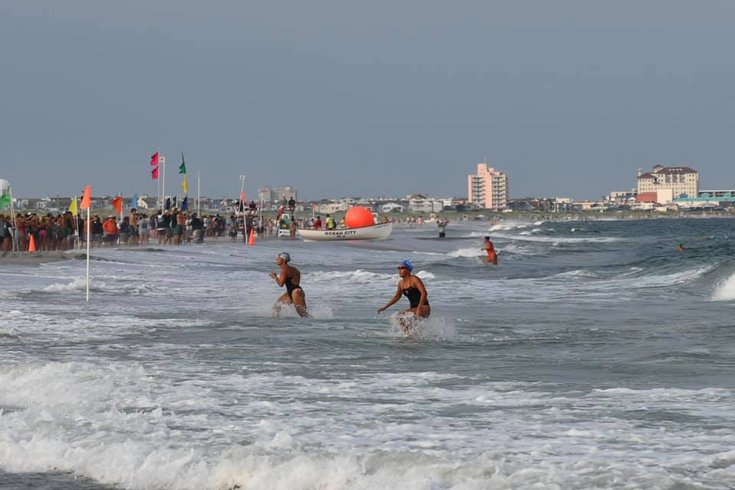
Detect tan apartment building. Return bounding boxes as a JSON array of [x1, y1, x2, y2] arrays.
[[636, 165, 698, 204], [467, 162, 508, 209]]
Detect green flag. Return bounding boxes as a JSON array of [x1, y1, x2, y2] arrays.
[[179, 153, 187, 175], [0, 191, 10, 210]]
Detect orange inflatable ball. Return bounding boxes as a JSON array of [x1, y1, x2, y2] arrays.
[[344, 206, 375, 228]]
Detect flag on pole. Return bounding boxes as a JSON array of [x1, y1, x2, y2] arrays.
[[179, 153, 187, 174], [69, 196, 78, 215], [130, 194, 138, 209], [151, 166, 159, 180], [151, 152, 160, 166], [137, 196, 148, 209], [0, 189, 11, 210], [112, 195, 123, 215], [240, 191, 246, 203], [80, 185, 92, 209], [179, 153, 188, 194]]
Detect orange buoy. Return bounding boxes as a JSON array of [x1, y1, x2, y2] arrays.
[[248, 229, 256, 246], [28, 235, 37, 253], [344, 206, 375, 228]]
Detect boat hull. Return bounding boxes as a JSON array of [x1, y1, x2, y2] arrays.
[[298, 222, 392, 241]]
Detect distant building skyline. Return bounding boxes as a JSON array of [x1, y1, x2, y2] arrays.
[[636, 165, 699, 204], [468, 163, 509, 210], [258, 186, 298, 204]]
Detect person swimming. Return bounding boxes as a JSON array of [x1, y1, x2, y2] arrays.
[[270, 252, 308, 317], [483, 236, 498, 265], [378, 259, 430, 332]]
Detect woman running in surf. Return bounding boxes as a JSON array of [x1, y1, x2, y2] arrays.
[[270, 252, 309, 317], [378, 259, 430, 332]]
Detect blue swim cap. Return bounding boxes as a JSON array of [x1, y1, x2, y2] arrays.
[[399, 259, 413, 272]]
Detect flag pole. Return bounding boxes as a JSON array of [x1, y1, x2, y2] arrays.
[[197, 171, 201, 217], [85, 205, 91, 302], [239, 175, 245, 240], [161, 155, 166, 211], [9, 186, 17, 252]]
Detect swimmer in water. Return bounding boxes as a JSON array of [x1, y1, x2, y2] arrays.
[[676, 242, 686, 252], [270, 252, 309, 317], [483, 236, 498, 265], [378, 259, 430, 332]]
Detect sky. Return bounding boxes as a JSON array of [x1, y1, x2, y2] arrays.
[[1, 0, 734, 200]]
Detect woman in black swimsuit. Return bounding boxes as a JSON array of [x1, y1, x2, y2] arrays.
[[378, 259, 430, 330], [270, 252, 309, 317]]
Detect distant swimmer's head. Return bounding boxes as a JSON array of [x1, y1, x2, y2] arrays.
[[278, 252, 291, 263], [398, 259, 413, 273], [484, 236, 490, 240]]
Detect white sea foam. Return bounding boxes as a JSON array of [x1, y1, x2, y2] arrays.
[[712, 272, 735, 301], [489, 220, 545, 232], [2, 360, 733, 489], [42, 277, 95, 292], [492, 233, 622, 244], [387, 314, 457, 340], [448, 247, 483, 258], [307, 269, 394, 283]]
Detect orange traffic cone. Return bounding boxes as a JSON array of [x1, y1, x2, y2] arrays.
[[28, 235, 37, 253], [248, 230, 255, 246]]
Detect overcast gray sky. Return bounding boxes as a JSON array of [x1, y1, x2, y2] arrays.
[[2, 0, 734, 200]]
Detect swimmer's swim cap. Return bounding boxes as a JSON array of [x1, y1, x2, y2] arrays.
[[399, 259, 413, 272], [484, 236, 490, 240], [278, 252, 291, 263]]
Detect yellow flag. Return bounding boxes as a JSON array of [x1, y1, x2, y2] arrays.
[[69, 196, 78, 215], [181, 175, 188, 194]]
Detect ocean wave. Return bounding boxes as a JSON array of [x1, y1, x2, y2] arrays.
[[42, 277, 93, 293], [306, 269, 394, 283], [491, 233, 622, 244], [447, 247, 484, 258], [712, 272, 735, 301], [489, 220, 545, 232]]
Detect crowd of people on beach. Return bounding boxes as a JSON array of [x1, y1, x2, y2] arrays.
[[1, 205, 458, 252]]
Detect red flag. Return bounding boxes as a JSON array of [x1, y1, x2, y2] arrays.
[[240, 191, 246, 202], [151, 166, 159, 180], [80, 185, 92, 209], [150, 152, 159, 166], [112, 196, 123, 215]]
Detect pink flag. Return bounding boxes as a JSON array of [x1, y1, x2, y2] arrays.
[[151, 166, 159, 180], [80, 185, 92, 209], [150, 152, 159, 166]]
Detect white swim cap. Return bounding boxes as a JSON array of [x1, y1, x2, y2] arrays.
[[278, 252, 291, 263]]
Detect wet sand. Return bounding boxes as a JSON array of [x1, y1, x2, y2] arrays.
[[0, 251, 84, 265], [0, 470, 117, 490]]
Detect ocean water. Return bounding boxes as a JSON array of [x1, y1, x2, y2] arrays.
[[1, 218, 735, 490]]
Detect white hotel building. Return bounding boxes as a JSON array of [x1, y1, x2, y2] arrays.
[[636, 165, 698, 204], [467, 162, 508, 210]]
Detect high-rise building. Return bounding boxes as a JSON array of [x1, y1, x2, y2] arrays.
[[636, 165, 698, 203], [467, 162, 508, 209], [258, 186, 298, 203]]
